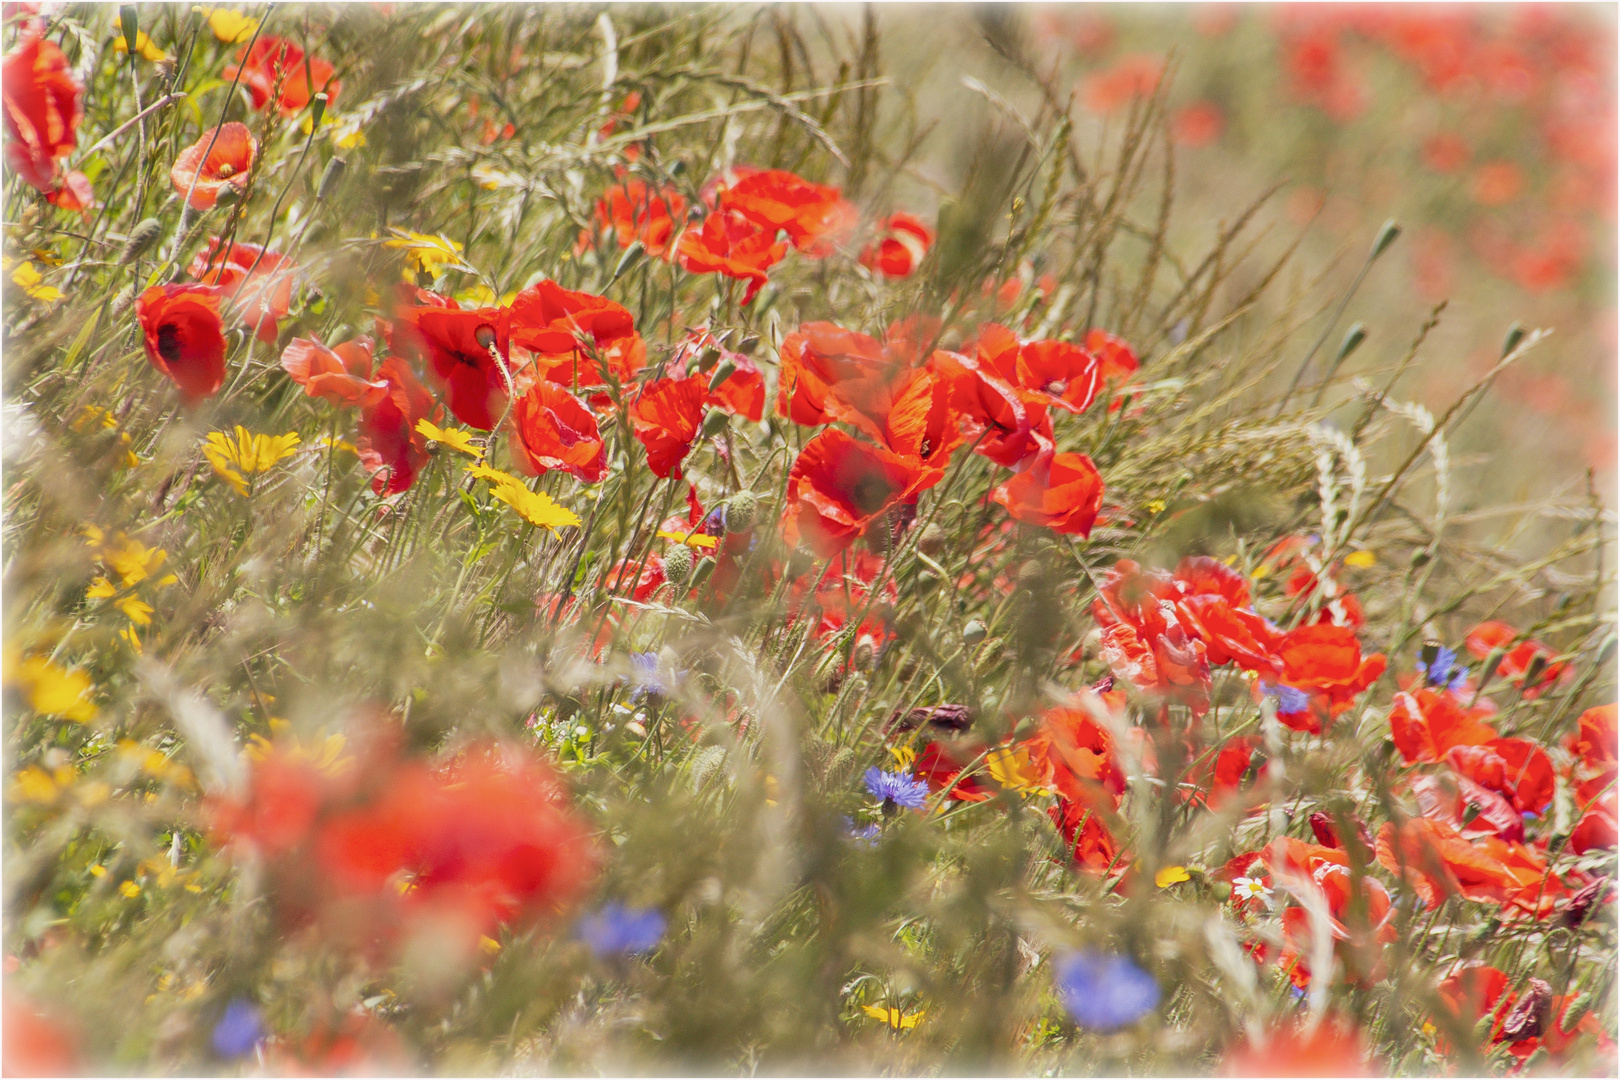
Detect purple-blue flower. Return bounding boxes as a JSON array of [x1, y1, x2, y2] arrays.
[[1415, 645, 1467, 692], [842, 815, 881, 846], [863, 767, 929, 811], [1260, 682, 1312, 715], [211, 999, 263, 1058], [1053, 951, 1159, 1031], [578, 902, 666, 957]]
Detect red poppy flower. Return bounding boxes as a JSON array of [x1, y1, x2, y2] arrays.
[[224, 36, 340, 115], [505, 279, 645, 390], [879, 367, 962, 467], [784, 429, 943, 556], [1567, 703, 1617, 854], [587, 176, 687, 257], [1032, 703, 1128, 810], [280, 334, 385, 408], [169, 122, 256, 210], [629, 375, 707, 479], [1090, 559, 1213, 713], [859, 212, 933, 278], [928, 347, 1051, 468], [1375, 817, 1573, 915], [1221, 1018, 1374, 1077], [1171, 100, 1224, 147], [911, 740, 995, 803], [1412, 771, 1526, 842], [991, 449, 1104, 536], [675, 210, 788, 304], [43, 168, 91, 211], [1084, 327, 1141, 383], [1176, 594, 1286, 675], [134, 284, 230, 402], [188, 238, 294, 343], [2, 29, 82, 193], [776, 321, 913, 431], [1206, 735, 1260, 807], [391, 298, 509, 430], [1464, 620, 1569, 697], [1446, 738, 1555, 816], [1274, 624, 1386, 731], [970, 322, 1121, 416], [356, 356, 435, 495], [509, 380, 607, 483], [715, 167, 857, 257], [1387, 688, 1499, 763], [2, 994, 82, 1078], [670, 331, 765, 422]]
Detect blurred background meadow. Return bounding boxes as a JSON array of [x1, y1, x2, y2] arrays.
[[2, 3, 1615, 1076]]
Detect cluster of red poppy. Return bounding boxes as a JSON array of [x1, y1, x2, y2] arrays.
[[2, 24, 91, 210], [207, 727, 595, 961]]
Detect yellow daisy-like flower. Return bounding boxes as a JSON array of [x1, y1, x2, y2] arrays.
[[861, 1004, 925, 1030], [10, 261, 63, 303], [114, 596, 155, 627], [488, 481, 580, 535], [12, 766, 59, 804], [300, 111, 367, 150], [245, 727, 353, 777], [384, 229, 468, 281], [1343, 550, 1377, 568], [4, 649, 97, 723], [84, 526, 175, 589], [655, 529, 719, 550], [416, 418, 484, 459], [455, 284, 517, 307], [887, 744, 916, 770], [1145, 498, 1166, 514], [112, 28, 167, 61], [466, 463, 520, 485], [202, 426, 301, 496], [985, 745, 1055, 798], [1154, 865, 1191, 889], [193, 6, 258, 43]]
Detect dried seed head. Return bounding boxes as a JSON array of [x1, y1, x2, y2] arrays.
[[1498, 978, 1551, 1043], [1561, 877, 1611, 929], [119, 218, 162, 265], [662, 544, 693, 587]]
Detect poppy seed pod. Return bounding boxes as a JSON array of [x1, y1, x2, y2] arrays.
[[662, 543, 693, 587], [918, 522, 945, 555], [724, 492, 756, 533], [963, 619, 987, 647], [119, 218, 162, 265], [316, 156, 346, 201]]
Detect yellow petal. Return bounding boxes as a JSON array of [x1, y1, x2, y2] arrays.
[[656, 529, 719, 550], [1343, 550, 1376, 568], [206, 8, 258, 43], [1155, 865, 1191, 888]]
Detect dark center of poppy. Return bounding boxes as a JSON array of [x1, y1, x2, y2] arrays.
[[156, 324, 183, 363], [850, 472, 894, 516], [918, 437, 933, 459]]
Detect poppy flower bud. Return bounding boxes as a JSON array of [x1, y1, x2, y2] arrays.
[[119, 6, 139, 57], [309, 92, 327, 131], [687, 556, 715, 591], [610, 241, 645, 284], [737, 335, 759, 354], [1521, 653, 1548, 690], [700, 409, 729, 440], [707, 359, 737, 393], [1369, 218, 1401, 260], [918, 523, 946, 555], [853, 636, 875, 672], [474, 324, 497, 350], [1308, 812, 1341, 848], [1561, 878, 1610, 929], [1501, 321, 1526, 358], [1560, 991, 1593, 1032], [1498, 978, 1551, 1042], [963, 619, 987, 647], [1334, 323, 1366, 364], [119, 218, 163, 265], [723, 492, 756, 533], [316, 156, 346, 201], [662, 544, 693, 587], [1016, 559, 1047, 590]]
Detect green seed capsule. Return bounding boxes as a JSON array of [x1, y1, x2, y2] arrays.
[[724, 492, 757, 533], [662, 544, 693, 587], [119, 218, 162, 265]]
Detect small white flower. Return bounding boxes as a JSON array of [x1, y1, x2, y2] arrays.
[[1233, 876, 1273, 906]]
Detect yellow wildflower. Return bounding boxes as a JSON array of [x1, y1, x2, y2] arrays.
[[12, 766, 59, 803], [985, 746, 1055, 798], [89, 864, 107, 878], [384, 229, 468, 280], [479, 935, 502, 955], [10, 261, 63, 303], [466, 463, 520, 485], [887, 744, 916, 770], [203, 426, 301, 495], [1344, 550, 1377, 568], [1154, 865, 1191, 888], [119, 880, 142, 898], [112, 28, 167, 61], [416, 418, 484, 458], [114, 595, 155, 627], [84, 527, 175, 589], [193, 6, 258, 42], [1145, 499, 1166, 514], [4, 649, 97, 722], [455, 284, 516, 307], [861, 1004, 925, 1030], [656, 529, 719, 550], [488, 481, 580, 535]]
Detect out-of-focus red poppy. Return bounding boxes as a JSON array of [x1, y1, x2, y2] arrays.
[[674, 210, 787, 304], [1567, 703, 1617, 854], [776, 321, 916, 432], [715, 167, 857, 257], [1171, 100, 1225, 147], [784, 429, 943, 556], [586, 176, 688, 258], [1471, 160, 1524, 206], [224, 36, 340, 115], [1176, 594, 1286, 675], [1083, 54, 1164, 113], [1375, 817, 1575, 915], [263, 1014, 409, 1077], [629, 375, 707, 479], [169, 122, 256, 210], [356, 356, 435, 496], [670, 331, 766, 422], [911, 739, 994, 803], [1446, 738, 1555, 816], [1030, 702, 1127, 870], [134, 284, 230, 402], [1222, 1018, 1374, 1077], [1274, 624, 1386, 732], [506, 279, 646, 390], [1387, 688, 1498, 763], [280, 334, 385, 408], [390, 296, 509, 430], [1090, 559, 1214, 714], [878, 367, 962, 468], [42, 168, 91, 211], [2, 29, 82, 194], [1422, 132, 1469, 173], [188, 238, 294, 343], [859, 212, 933, 278], [1464, 620, 1569, 697], [1437, 961, 1513, 1044], [1412, 770, 1525, 842], [508, 380, 606, 483], [2, 994, 82, 1077], [991, 449, 1104, 536]]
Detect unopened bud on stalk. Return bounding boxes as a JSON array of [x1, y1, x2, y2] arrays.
[[610, 241, 644, 284], [695, 347, 722, 371], [724, 492, 756, 533], [918, 522, 945, 555], [1521, 653, 1548, 691], [687, 556, 715, 591], [316, 156, 346, 201], [119, 6, 139, 57], [1369, 218, 1401, 260], [110, 284, 134, 315], [1334, 323, 1366, 365], [119, 218, 162, 265], [1501, 321, 1526, 358], [963, 619, 987, 647], [737, 334, 759, 354], [309, 92, 327, 131], [853, 636, 875, 672], [1560, 992, 1593, 1032], [708, 359, 737, 392], [662, 544, 693, 587], [700, 409, 729, 440]]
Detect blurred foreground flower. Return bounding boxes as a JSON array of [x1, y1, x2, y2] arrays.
[[577, 902, 666, 957], [202, 426, 301, 495], [1053, 951, 1159, 1031]]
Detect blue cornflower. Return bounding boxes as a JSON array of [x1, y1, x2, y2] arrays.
[[1053, 951, 1160, 1031], [1260, 682, 1312, 715], [1415, 645, 1467, 692], [627, 652, 684, 700], [211, 999, 263, 1058], [863, 767, 930, 812], [842, 815, 881, 846], [578, 902, 666, 957]]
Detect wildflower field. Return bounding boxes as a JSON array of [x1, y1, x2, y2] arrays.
[[2, 3, 1615, 1076]]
